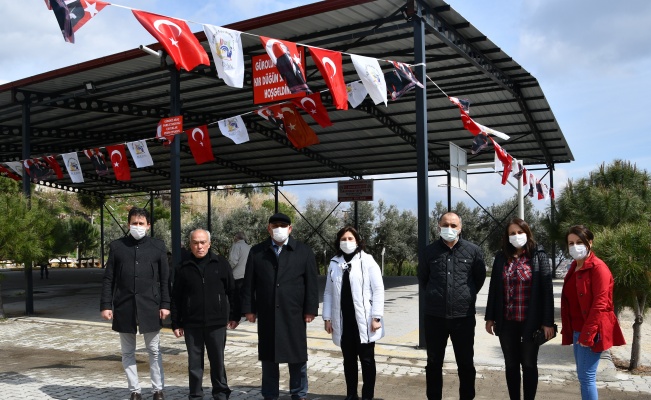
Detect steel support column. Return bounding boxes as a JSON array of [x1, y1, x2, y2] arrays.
[[207, 187, 212, 233], [414, 3, 429, 348], [150, 192, 155, 238], [100, 196, 105, 268], [170, 69, 182, 270], [274, 183, 279, 214], [22, 96, 33, 315], [354, 201, 359, 231], [550, 164, 556, 274]]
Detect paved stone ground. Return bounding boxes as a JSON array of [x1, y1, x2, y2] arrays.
[[1, 268, 650, 399], [1, 318, 651, 400]]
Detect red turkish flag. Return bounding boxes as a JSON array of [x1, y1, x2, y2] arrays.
[[309, 47, 348, 110], [44, 155, 64, 179], [257, 105, 287, 133], [106, 144, 131, 181], [279, 104, 319, 149], [132, 10, 209, 72], [490, 137, 513, 185], [291, 92, 332, 128], [185, 125, 215, 165]]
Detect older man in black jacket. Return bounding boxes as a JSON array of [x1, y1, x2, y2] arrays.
[[241, 213, 318, 400], [418, 212, 486, 400], [171, 229, 240, 400], [100, 207, 169, 400]]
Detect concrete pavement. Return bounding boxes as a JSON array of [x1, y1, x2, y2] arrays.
[[1, 268, 650, 399]]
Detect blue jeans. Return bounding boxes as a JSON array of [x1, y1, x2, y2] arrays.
[[261, 361, 307, 399], [573, 331, 601, 400]]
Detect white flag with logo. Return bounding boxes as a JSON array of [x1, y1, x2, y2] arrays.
[[218, 116, 250, 144], [346, 81, 368, 109], [350, 54, 387, 106], [126, 140, 154, 168], [5, 161, 23, 176], [204, 24, 244, 88], [61, 152, 84, 183]]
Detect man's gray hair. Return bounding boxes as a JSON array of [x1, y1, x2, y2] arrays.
[[234, 231, 247, 242], [189, 229, 211, 242]]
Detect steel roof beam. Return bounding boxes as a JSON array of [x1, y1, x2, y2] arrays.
[[416, 0, 553, 166], [245, 119, 362, 179], [357, 102, 448, 171]]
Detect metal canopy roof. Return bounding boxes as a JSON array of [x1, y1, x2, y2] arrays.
[[0, 0, 573, 196]]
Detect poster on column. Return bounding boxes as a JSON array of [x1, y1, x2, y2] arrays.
[[252, 47, 307, 105]]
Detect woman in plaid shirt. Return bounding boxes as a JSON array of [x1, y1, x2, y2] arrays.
[[484, 218, 556, 400]]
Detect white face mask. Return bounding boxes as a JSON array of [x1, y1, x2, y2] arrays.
[[130, 225, 147, 240], [272, 227, 289, 243], [439, 227, 459, 242], [569, 244, 588, 260], [340, 240, 357, 254], [509, 233, 528, 249]]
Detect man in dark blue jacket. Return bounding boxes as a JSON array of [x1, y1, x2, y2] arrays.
[[418, 212, 486, 400], [171, 229, 240, 400], [100, 207, 169, 400]]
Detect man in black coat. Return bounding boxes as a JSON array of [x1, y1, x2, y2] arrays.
[[100, 207, 170, 400], [171, 229, 240, 400], [418, 212, 486, 400], [241, 213, 318, 400]]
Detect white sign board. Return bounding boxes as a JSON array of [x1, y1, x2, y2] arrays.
[[449, 142, 468, 191], [338, 180, 373, 202]]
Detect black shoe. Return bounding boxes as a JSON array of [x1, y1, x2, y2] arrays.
[[344, 396, 359, 400], [129, 393, 142, 400], [153, 391, 164, 400]]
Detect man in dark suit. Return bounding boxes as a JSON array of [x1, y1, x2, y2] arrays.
[[100, 207, 170, 400], [241, 213, 318, 400]]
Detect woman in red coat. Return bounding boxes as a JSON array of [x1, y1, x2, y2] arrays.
[[561, 225, 625, 400]]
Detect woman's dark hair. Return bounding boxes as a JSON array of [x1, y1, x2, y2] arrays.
[[501, 217, 537, 259], [565, 225, 594, 253], [334, 226, 365, 257]]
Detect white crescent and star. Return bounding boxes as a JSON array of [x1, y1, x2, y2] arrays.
[[111, 150, 122, 167], [154, 19, 183, 47], [192, 128, 205, 147], [83, 1, 99, 18], [322, 57, 337, 79], [300, 97, 318, 115]]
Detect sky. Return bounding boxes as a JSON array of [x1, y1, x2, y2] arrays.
[[2, 0, 650, 216]]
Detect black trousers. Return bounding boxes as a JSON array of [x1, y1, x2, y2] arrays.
[[184, 325, 231, 400], [498, 320, 540, 400], [341, 327, 376, 399], [424, 315, 476, 400]]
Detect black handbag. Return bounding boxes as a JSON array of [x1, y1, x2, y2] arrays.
[[533, 324, 558, 346]]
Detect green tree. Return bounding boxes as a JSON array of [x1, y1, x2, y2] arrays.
[[0, 194, 59, 317], [551, 160, 651, 371], [261, 199, 296, 222], [78, 193, 103, 224], [293, 199, 341, 274], [342, 201, 375, 250], [374, 200, 418, 276], [68, 217, 100, 264], [595, 223, 651, 370]]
